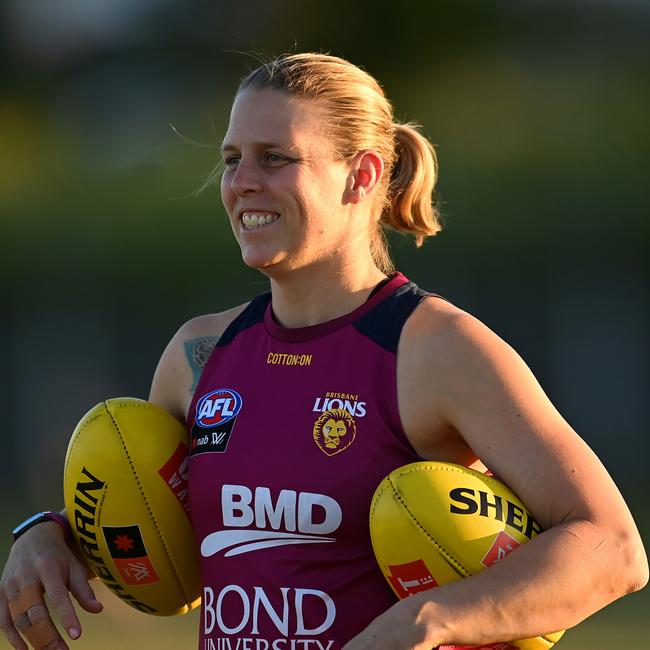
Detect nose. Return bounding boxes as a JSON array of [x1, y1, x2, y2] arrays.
[[229, 158, 263, 196]]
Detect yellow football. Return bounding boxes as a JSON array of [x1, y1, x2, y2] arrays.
[[63, 398, 201, 616], [370, 462, 564, 649]]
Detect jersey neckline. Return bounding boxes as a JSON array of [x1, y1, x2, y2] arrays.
[[263, 272, 410, 343]]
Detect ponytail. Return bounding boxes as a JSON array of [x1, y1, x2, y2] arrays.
[[381, 123, 441, 246]]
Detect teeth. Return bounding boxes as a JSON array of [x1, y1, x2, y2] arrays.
[[241, 212, 279, 230]]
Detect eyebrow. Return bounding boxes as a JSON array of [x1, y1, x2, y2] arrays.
[[220, 141, 297, 154]]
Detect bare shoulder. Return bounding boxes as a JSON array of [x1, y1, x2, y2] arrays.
[[399, 295, 628, 530], [399, 295, 502, 399], [149, 303, 248, 421], [397, 296, 507, 464], [177, 305, 248, 347], [400, 295, 525, 392], [399, 293, 554, 447], [402, 294, 503, 351]]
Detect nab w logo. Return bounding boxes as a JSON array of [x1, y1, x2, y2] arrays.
[[196, 389, 242, 428], [191, 388, 243, 455]]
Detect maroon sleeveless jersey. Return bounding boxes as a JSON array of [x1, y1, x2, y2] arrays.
[[187, 273, 430, 650]]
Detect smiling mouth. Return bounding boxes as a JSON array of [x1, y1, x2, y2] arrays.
[[241, 212, 280, 230]]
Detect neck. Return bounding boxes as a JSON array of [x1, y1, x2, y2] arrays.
[[266, 257, 387, 328]]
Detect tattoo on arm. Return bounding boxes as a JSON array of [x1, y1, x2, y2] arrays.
[[184, 336, 218, 394]]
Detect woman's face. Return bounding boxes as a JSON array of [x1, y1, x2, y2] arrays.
[[220, 88, 357, 274]]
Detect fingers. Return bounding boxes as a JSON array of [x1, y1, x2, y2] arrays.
[[36, 556, 103, 644], [68, 562, 103, 615], [1, 526, 101, 650], [40, 573, 81, 643], [17, 604, 64, 650], [7, 585, 63, 650], [2, 534, 103, 649], [0, 595, 28, 650]]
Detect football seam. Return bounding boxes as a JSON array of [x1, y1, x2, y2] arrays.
[[386, 472, 472, 578], [397, 462, 511, 493], [105, 400, 192, 609], [64, 411, 104, 480]]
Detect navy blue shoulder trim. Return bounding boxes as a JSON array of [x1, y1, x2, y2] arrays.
[[353, 281, 439, 353], [217, 292, 271, 347]]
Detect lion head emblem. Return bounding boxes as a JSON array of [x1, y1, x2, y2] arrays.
[[313, 408, 356, 456]]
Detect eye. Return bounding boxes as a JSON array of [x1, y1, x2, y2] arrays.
[[223, 155, 240, 169], [264, 152, 290, 165]]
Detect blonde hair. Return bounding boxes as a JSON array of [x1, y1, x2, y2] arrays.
[[237, 52, 441, 274]]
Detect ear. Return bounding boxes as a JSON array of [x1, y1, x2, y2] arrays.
[[344, 151, 384, 205]]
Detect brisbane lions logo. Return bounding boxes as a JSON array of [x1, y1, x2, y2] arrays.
[[313, 408, 356, 456]]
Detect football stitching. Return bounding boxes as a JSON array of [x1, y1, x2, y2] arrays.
[[64, 410, 104, 478], [387, 473, 472, 578], [396, 462, 520, 503], [106, 399, 192, 609]]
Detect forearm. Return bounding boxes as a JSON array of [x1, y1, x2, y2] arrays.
[[409, 517, 647, 647]]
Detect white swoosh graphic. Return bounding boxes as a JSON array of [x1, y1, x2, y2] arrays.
[[201, 529, 336, 557]]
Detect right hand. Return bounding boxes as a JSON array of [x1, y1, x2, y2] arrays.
[[0, 520, 103, 650]]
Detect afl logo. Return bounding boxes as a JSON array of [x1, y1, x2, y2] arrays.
[[195, 389, 243, 428]]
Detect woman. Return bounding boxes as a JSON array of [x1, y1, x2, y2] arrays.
[[1, 52, 647, 650]]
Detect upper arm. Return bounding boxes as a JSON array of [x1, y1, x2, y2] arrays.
[[400, 299, 634, 533], [148, 305, 247, 421]]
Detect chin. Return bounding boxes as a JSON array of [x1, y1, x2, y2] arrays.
[[239, 248, 286, 272], [238, 240, 310, 277]]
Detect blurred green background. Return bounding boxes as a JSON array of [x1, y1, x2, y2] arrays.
[[1, 0, 648, 648]]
